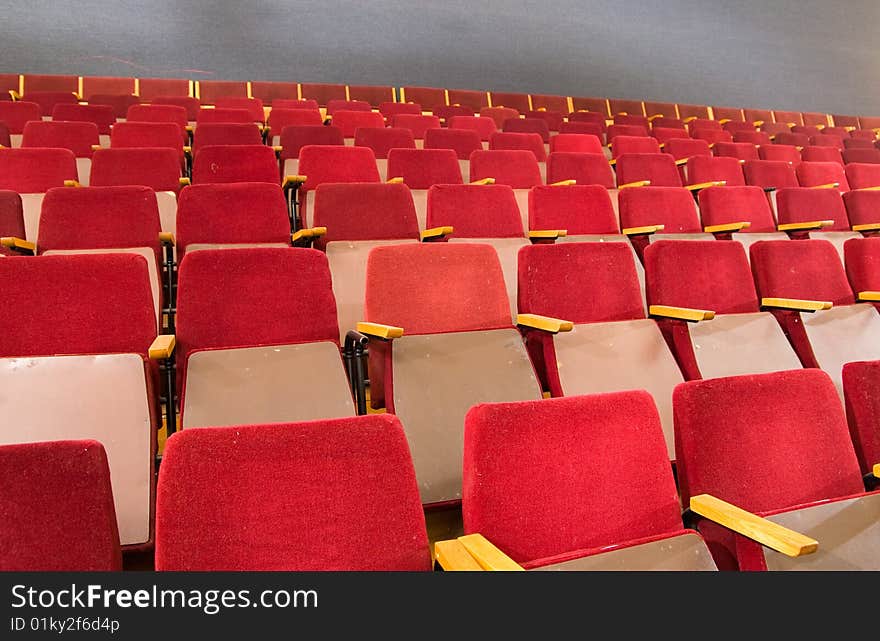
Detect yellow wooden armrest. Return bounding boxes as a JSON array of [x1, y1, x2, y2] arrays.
[[704, 221, 752, 233], [647, 114, 663, 121], [618, 180, 651, 190], [9, 90, 20, 100], [356, 322, 404, 339], [457, 534, 524, 571], [469, 177, 495, 186], [527, 229, 567, 239], [184, 125, 194, 132], [857, 291, 880, 302], [845, 126, 857, 132], [623, 224, 664, 236], [674, 158, 689, 166], [386, 176, 404, 184], [874, 463, 880, 478], [852, 223, 880, 232], [855, 186, 880, 192], [690, 494, 818, 558], [272, 145, 283, 152], [282, 174, 308, 189], [809, 183, 839, 190], [686, 180, 726, 191], [183, 146, 192, 156], [648, 305, 715, 322], [516, 313, 573, 333], [550, 179, 576, 186], [148, 334, 176, 360], [178, 177, 190, 187], [434, 539, 483, 571], [536, 106, 547, 112], [420, 226, 453, 241], [682, 116, 697, 123], [0, 236, 35, 252], [753, 120, 764, 127], [291, 226, 327, 242], [777, 220, 834, 232], [760, 297, 833, 312], [607, 158, 617, 166], [63, 180, 80, 188], [718, 118, 731, 124], [158, 232, 175, 245], [91, 144, 102, 152]]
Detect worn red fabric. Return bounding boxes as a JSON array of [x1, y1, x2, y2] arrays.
[[651, 127, 689, 145], [844, 237, 880, 294], [354, 127, 416, 158], [447, 88, 489, 111], [479, 106, 520, 129], [81, 75, 135, 99], [845, 163, 880, 189], [502, 118, 551, 143], [651, 116, 685, 130], [0, 253, 155, 357], [606, 123, 649, 143], [191, 123, 262, 155], [619, 186, 701, 233], [326, 100, 371, 115], [558, 121, 604, 137], [775, 187, 850, 230], [528, 184, 617, 233], [841, 360, 880, 475], [331, 110, 385, 138], [526, 110, 565, 131], [568, 110, 607, 126], [530, 94, 569, 113], [686, 118, 720, 132], [213, 97, 264, 122], [448, 115, 497, 141], [0, 440, 121, 571], [278, 126, 344, 160], [0, 101, 42, 133], [608, 98, 645, 116], [347, 85, 394, 106], [733, 130, 771, 146], [21, 121, 99, 158], [298, 145, 380, 191], [615, 153, 682, 187], [722, 121, 757, 134], [151, 96, 200, 120], [127, 104, 188, 129], [677, 104, 711, 120], [433, 104, 474, 121], [743, 159, 798, 189], [378, 102, 422, 118], [664, 138, 711, 161], [801, 146, 843, 164], [0, 123, 8, 147], [423, 128, 482, 159], [389, 114, 440, 139], [110, 122, 184, 154], [386, 148, 461, 188], [810, 133, 845, 150], [713, 142, 759, 161], [250, 81, 299, 106], [196, 81, 248, 104], [364, 243, 510, 334], [0, 148, 78, 192], [850, 130, 877, 141], [801, 112, 830, 127], [267, 108, 323, 138], [796, 161, 849, 191], [758, 144, 801, 163], [52, 103, 116, 135], [90, 148, 182, 193], [614, 114, 650, 128], [571, 97, 610, 116], [642, 102, 676, 118], [401, 86, 444, 108], [191, 145, 279, 184], [273, 99, 320, 111], [138, 77, 190, 100], [300, 83, 348, 107], [195, 107, 253, 125], [611, 135, 661, 158], [427, 184, 523, 237], [155, 415, 430, 571], [761, 122, 793, 136], [548, 133, 603, 154], [176, 182, 290, 257], [23, 91, 78, 116], [772, 110, 803, 126], [690, 128, 733, 144], [463, 392, 683, 564], [774, 131, 810, 147], [750, 238, 855, 305], [710, 106, 743, 121], [469, 149, 541, 188], [698, 185, 776, 232], [489, 132, 546, 161], [0, 190, 24, 243], [312, 182, 418, 249], [489, 92, 530, 112], [843, 148, 880, 164], [547, 152, 615, 187]]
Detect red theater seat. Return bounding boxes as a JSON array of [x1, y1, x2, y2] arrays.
[[347, 85, 395, 107], [51, 103, 116, 135], [151, 96, 201, 121], [138, 78, 191, 101], [197, 80, 248, 103], [191, 144, 279, 184], [249, 80, 298, 105]]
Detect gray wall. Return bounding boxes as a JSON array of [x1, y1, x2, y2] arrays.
[[1, 0, 877, 115]]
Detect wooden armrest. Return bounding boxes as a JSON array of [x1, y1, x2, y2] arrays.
[[148, 334, 176, 360], [386, 176, 404, 184], [527, 229, 567, 240], [420, 226, 453, 241], [760, 297, 833, 312], [704, 221, 752, 233], [608, 158, 617, 166], [457, 534, 524, 571], [617, 180, 651, 189], [63, 180, 80, 188], [91, 144, 102, 152], [857, 291, 880, 302], [549, 179, 576, 186], [874, 464, 880, 478], [178, 177, 190, 187], [0, 236, 35, 253], [158, 232, 175, 246], [182, 146, 192, 157], [184, 125, 194, 132], [469, 178, 495, 186], [718, 118, 731, 124], [272, 145, 283, 153], [777, 220, 834, 232], [674, 158, 689, 166], [434, 540, 483, 571], [649, 305, 715, 322], [682, 116, 697, 123], [686, 180, 726, 191], [647, 114, 663, 121], [282, 175, 308, 189], [753, 120, 764, 127], [516, 313, 574, 334], [356, 322, 404, 339], [623, 224, 664, 236], [690, 494, 818, 558], [852, 222, 880, 232], [809, 183, 839, 190], [291, 226, 327, 243]]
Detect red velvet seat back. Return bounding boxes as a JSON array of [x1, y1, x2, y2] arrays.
[[615, 153, 682, 187], [312, 183, 419, 249], [775, 187, 850, 230], [619, 186, 701, 233], [427, 184, 523, 238], [90, 148, 182, 193], [191, 145, 279, 184], [386, 148, 462, 189], [298, 145, 380, 191], [21, 121, 100, 158], [0, 148, 78, 192], [528, 184, 617, 234], [750, 239, 855, 305], [698, 185, 776, 232], [469, 149, 541, 188]]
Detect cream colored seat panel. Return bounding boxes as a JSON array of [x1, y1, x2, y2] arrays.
[[808, 231, 861, 263], [557, 235, 645, 312], [802, 304, 880, 397], [182, 342, 355, 428], [20, 193, 44, 242], [481, 140, 489, 150], [608, 189, 620, 227], [301, 195, 316, 229], [732, 232, 789, 260], [538, 161, 546, 184], [449, 237, 527, 320], [458, 160, 470, 183], [648, 232, 714, 243], [415, 138, 424, 150], [689, 312, 803, 380], [0, 354, 152, 546], [155, 191, 178, 236], [376, 158, 388, 182], [76, 158, 91, 186], [513, 189, 530, 234], [391, 329, 542, 504], [344, 137, 355, 146], [763, 493, 880, 571], [185, 242, 288, 254], [282, 158, 298, 177], [534, 532, 716, 571], [10, 134, 22, 147], [272, 134, 280, 146], [768, 189, 779, 216], [554, 319, 684, 458], [410, 189, 428, 231], [99, 134, 110, 147], [326, 239, 419, 344], [603, 146, 612, 160], [42, 248, 161, 330]]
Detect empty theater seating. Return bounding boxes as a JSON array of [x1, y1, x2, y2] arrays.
[[0, 101, 42, 146], [191, 144, 279, 184], [20, 120, 99, 184], [774, 187, 859, 257], [386, 148, 462, 226], [355, 127, 416, 178]]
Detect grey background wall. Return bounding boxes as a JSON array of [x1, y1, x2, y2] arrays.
[[0, 0, 877, 114]]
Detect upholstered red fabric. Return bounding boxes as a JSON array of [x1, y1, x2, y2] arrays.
[[651, 117, 685, 130], [722, 121, 757, 134], [176, 182, 290, 257], [687, 151, 748, 186], [677, 104, 711, 120], [615, 153, 682, 187], [526, 110, 565, 131], [775, 187, 850, 230], [611, 135, 661, 158], [298, 145, 380, 191], [364, 243, 510, 334], [0, 190, 24, 245], [571, 97, 610, 116], [758, 144, 801, 163], [548, 133, 603, 154], [760, 122, 793, 136], [606, 124, 649, 143], [801, 112, 830, 127], [423, 128, 482, 159], [469, 149, 541, 188], [673, 369, 864, 512], [0, 101, 41, 133], [558, 121, 605, 137], [213, 97, 265, 122], [479, 106, 520, 129], [300, 83, 348, 107], [489, 92, 530, 112], [530, 94, 569, 113], [713, 142, 759, 161], [733, 130, 771, 146], [546, 152, 615, 188], [79, 94, 138, 117], [644, 102, 678, 119], [743, 160, 798, 188], [796, 161, 849, 191], [0, 253, 155, 357], [326, 100, 371, 115], [81, 75, 135, 99], [150, 96, 200, 120], [0, 122, 8, 147], [844, 237, 880, 293], [463, 392, 683, 564], [645, 240, 758, 313], [844, 190, 880, 227], [518, 242, 643, 323], [197, 80, 249, 103], [810, 133, 845, 150], [127, 104, 188, 129], [278, 126, 344, 160], [427, 184, 523, 238], [448, 115, 497, 141], [249, 81, 298, 106], [614, 114, 649, 128], [822, 127, 850, 139], [664, 138, 712, 160], [137, 77, 191, 100], [354, 127, 416, 158], [750, 239, 855, 305], [191, 145, 279, 184], [711, 106, 744, 121], [386, 148, 461, 188], [52, 103, 116, 135], [842, 148, 880, 164], [347, 85, 394, 107], [773, 110, 803, 126], [503, 118, 551, 143], [858, 116, 880, 130], [568, 110, 607, 126], [489, 132, 546, 161], [0, 148, 78, 192], [23, 91, 78, 116], [21, 121, 99, 158], [0, 440, 121, 571], [110, 122, 184, 154], [528, 184, 617, 234], [608, 98, 644, 116], [651, 127, 689, 145], [433, 104, 474, 121], [378, 101, 422, 118], [844, 163, 880, 189], [686, 118, 720, 132], [690, 128, 733, 144], [313, 183, 418, 249], [331, 110, 385, 138], [801, 146, 843, 165], [447, 88, 489, 111], [698, 185, 776, 232], [841, 360, 880, 475], [267, 108, 323, 138], [90, 148, 182, 193], [195, 107, 253, 125], [155, 415, 430, 571], [619, 186, 701, 233], [273, 99, 320, 111], [401, 86, 445, 110], [389, 114, 440, 139], [774, 131, 809, 147], [191, 123, 263, 155]]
